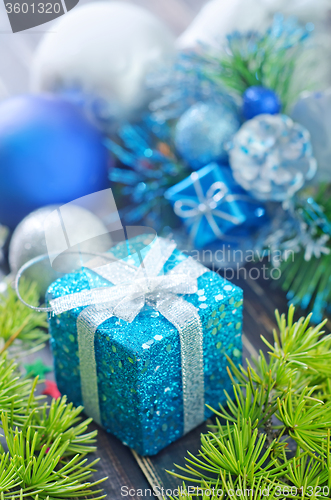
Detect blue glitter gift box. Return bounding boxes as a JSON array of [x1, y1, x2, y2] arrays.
[[47, 235, 243, 456], [165, 162, 267, 249]]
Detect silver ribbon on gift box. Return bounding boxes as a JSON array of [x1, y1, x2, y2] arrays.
[[173, 173, 246, 241], [48, 237, 209, 434]]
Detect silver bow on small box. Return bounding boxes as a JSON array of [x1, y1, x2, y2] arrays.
[[173, 173, 245, 242], [165, 163, 266, 249]]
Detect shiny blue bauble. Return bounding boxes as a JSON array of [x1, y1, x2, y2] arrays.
[[0, 94, 110, 229], [242, 86, 282, 120]]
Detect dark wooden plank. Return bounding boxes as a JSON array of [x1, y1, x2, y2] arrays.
[[91, 426, 152, 500], [132, 421, 213, 499], [230, 264, 292, 350]]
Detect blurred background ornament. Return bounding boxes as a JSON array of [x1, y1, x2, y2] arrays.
[[217, 16, 313, 111], [24, 358, 52, 380], [291, 90, 331, 183], [0, 225, 9, 272], [177, 0, 268, 49], [106, 119, 190, 231], [242, 86, 282, 119], [177, 0, 331, 89], [228, 114, 317, 201], [174, 101, 241, 169], [9, 205, 112, 297], [42, 380, 61, 399], [151, 14, 313, 124], [165, 163, 267, 248], [266, 189, 331, 323], [31, 2, 175, 125], [148, 52, 236, 124], [0, 94, 110, 229]]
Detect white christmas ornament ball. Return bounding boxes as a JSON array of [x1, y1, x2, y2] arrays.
[[31, 2, 175, 121], [9, 205, 112, 297]]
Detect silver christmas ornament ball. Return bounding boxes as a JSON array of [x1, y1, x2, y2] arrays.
[[228, 114, 317, 201], [9, 205, 112, 297]]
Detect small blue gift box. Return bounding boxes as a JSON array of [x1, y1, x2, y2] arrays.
[[165, 162, 267, 249], [47, 236, 243, 456]]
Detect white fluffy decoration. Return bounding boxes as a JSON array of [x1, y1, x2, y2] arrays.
[[31, 2, 175, 121]]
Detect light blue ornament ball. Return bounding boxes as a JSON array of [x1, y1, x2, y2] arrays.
[[0, 94, 110, 229], [174, 101, 241, 169]]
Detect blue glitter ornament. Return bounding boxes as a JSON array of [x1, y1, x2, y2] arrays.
[[242, 86, 282, 119], [174, 101, 241, 169], [47, 235, 243, 455], [228, 114, 317, 201], [106, 119, 190, 231], [0, 94, 110, 229]]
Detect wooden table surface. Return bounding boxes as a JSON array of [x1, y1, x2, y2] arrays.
[[0, 1, 312, 498]]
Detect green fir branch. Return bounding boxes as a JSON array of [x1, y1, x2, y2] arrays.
[[0, 283, 107, 499], [0, 280, 48, 356], [170, 306, 331, 499], [277, 183, 331, 323], [0, 354, 106, 499]]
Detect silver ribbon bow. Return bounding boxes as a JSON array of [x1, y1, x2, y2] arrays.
[[50, 238, 208, 434], [174, 172, 245, 241]]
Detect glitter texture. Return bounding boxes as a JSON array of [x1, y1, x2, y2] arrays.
[[47, 236, 243, 456], [174, 101, 241, 169], [228, 114, 317, 201]]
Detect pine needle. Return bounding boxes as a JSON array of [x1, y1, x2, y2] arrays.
[[171, 306, 331, 499]]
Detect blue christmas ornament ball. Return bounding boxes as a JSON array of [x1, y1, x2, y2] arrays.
[[243, 86, 282, 120], [0, 94, 110, 229], [174, 101, 241, 169]]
